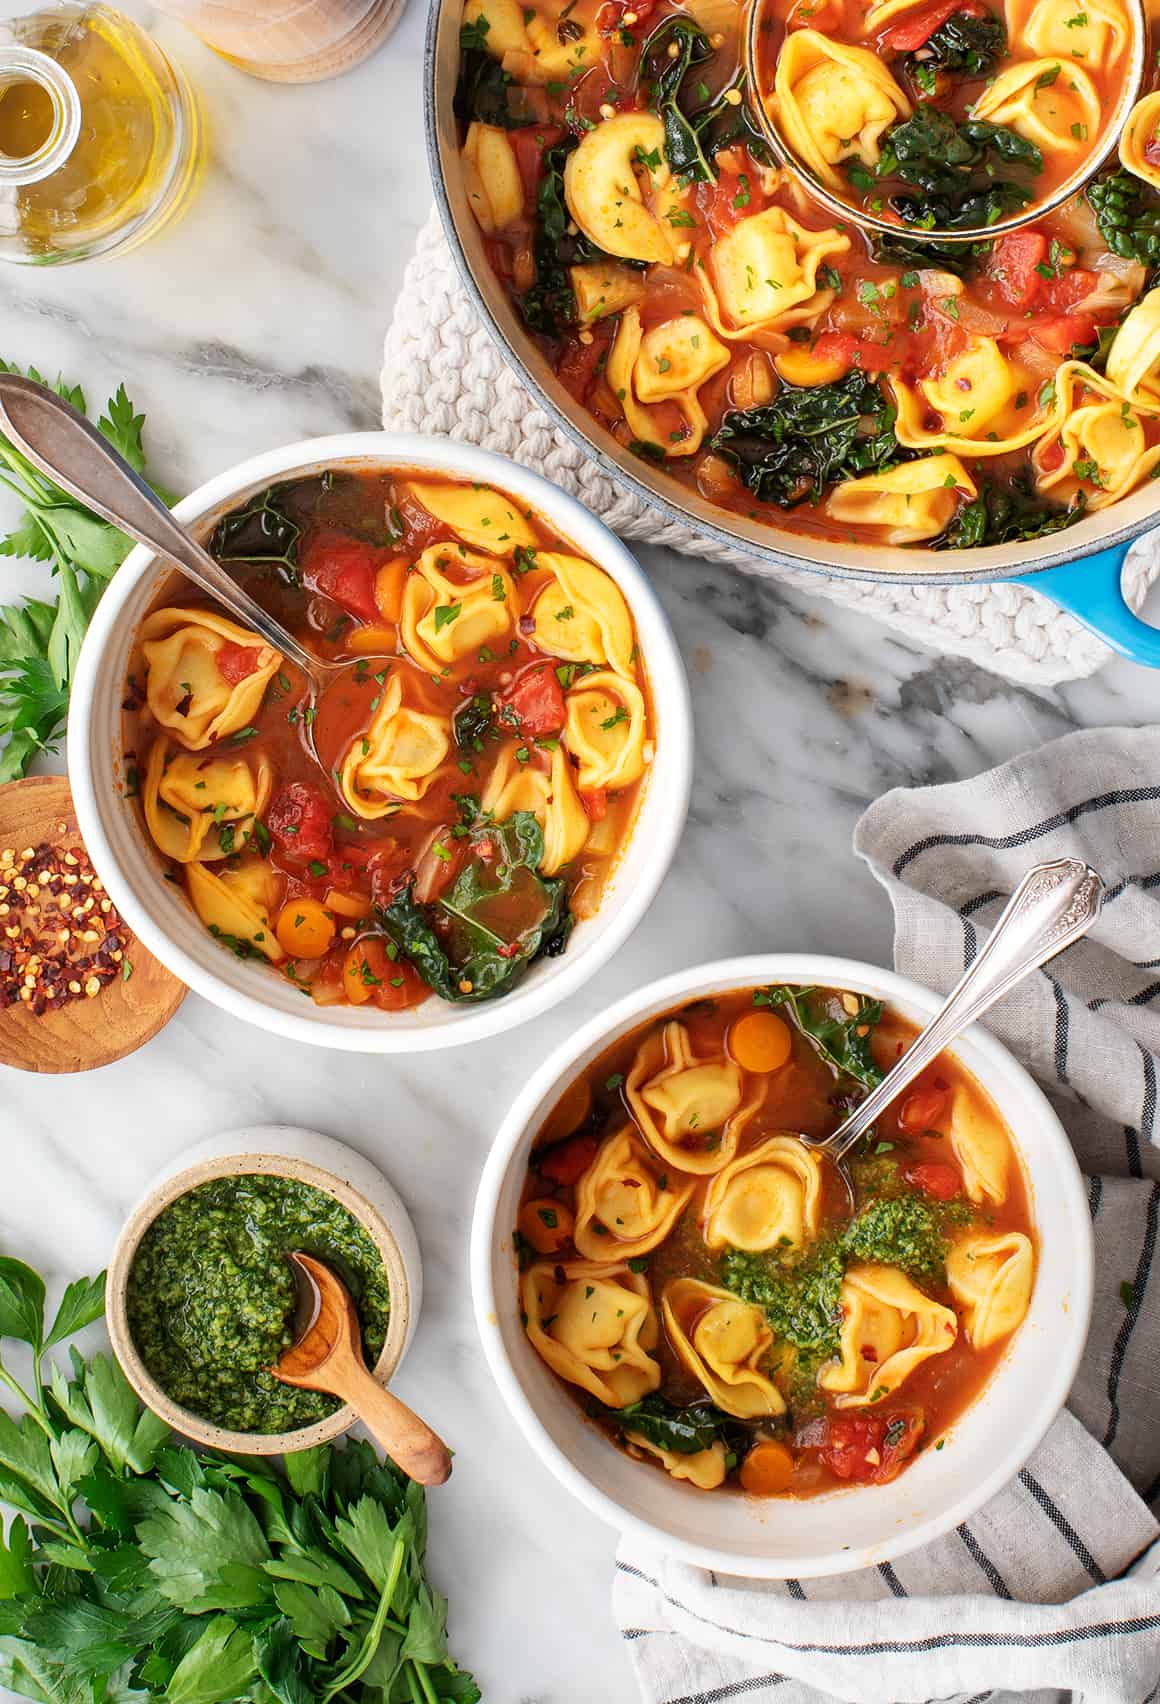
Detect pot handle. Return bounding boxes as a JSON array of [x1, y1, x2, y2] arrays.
[[1013, 543, 1160, 668]]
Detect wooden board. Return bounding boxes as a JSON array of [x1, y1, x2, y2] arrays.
[[0, 776, 185, 1074]]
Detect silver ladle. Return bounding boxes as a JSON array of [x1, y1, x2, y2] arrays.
[[0, 373, 392, 795], [801, 858, 1105, 1185]]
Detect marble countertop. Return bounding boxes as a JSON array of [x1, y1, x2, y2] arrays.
[[2, 5, 1160, 1698]]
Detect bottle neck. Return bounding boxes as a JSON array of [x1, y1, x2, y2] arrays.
[[0, 47, 81, 186]]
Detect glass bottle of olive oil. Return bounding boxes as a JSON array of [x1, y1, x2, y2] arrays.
[[0, 3, 201, 264]]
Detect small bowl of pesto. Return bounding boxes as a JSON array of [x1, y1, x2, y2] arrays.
[[106, 1125, 420, 1454]]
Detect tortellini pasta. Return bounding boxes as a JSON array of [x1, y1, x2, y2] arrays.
[[563, 112, 677, 265], [143, 741, 272, 864], [626, 1019, 756, 1174], [529, 554, 637, 678], [825, 455, 977, 543], [185, 856, 283, 964], [407, 481, 537, 555], [770, 31, 911, 193], [338, 675, 451, 820], [480, 742, 590, 875], [947, 1230, 1035, 1349], [947, 1083, 1010, 1204], [662, 1278, 786, 1419], [970, 59, 1102, 160], [141, 608, 281, 752], [606, 307, 730, 458], [522, 1259, 661, 1407], [1032, 363, 1160, 508], [819, 1264, 957, 1407], [701, 1135, 823, 1252], [1106, 287, 1160, 414], [563, 670, 647, 792], [699, 208, 850, 339], [573, 1126, 695, 1259], [892, 338, 1062, 456], [400, 542, 518, 672], [1121, 93, 1160, 193], [625, 1432, 728, 1489], [460, 122, 523, 235], [1011, 0, 1130, 68], [461, 0, 529, 56]]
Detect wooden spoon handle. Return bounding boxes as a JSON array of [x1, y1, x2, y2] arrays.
[[336, 1362, 452, 1486]]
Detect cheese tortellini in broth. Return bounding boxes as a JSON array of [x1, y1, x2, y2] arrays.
[[339, 675, 451, 820], [626, 1018, 755, 1173], [820, 1265, 958, 1407], [947, 1230, 1035, 1348], [702, 1135, 824, 1252], [573, 1126, 695, 1259], [771, 31, 911, 192], [141, 608, 281, 751], [400, 543, 518, 672], [529, 554, 638, 678], [480, 742, 590, 875], [144, 742, 272, 863], [663, 1278, 786, 1418], [522, 1260, 661, 1407]]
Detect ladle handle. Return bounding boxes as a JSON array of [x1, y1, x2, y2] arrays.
[[335, 1361, 453, 1487], [817, 857, 1104, 1163], [0, 373, 319, 678]]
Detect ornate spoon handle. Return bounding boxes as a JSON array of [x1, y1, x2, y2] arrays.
[[804, 857, 1105, 1164]]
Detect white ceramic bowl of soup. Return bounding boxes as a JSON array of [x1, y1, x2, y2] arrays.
[[67, 433, 692, 1052], [471, 953, 1093, 1578]]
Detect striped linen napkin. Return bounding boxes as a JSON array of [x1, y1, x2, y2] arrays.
[[613, 727, 1160, 1704]]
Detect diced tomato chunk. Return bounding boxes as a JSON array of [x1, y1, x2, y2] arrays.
[[898, 1086, 948, 1131], [301, 530, 384, 625], [267, 781, 334, 867], [906, 1161, 962, 1201], [557, 320, 616, 404], [1029, 313, 1098, 354], [500, 662, 567, 737], [880, 0, 970, 51], [366, 841, 413, 907], [537, 1131, 600, 1187], [582, 787, 608, 822], [819, 1411, 924, 1483], [510, 125, 566, 206], [216, 641, 263, 684], [983, 230, 1047, 311]]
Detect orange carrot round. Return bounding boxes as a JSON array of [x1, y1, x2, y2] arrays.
[[518, 1198, 576, 1255], [729, 1010, 792, 1073], [276, 899, 335, 959], [739, 1440, 795, 1496]]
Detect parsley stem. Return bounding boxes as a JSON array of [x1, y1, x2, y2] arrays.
[[0, 1357, 50, 1431]]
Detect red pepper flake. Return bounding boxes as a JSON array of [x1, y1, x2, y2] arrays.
[[0, 841, 126, 1018]]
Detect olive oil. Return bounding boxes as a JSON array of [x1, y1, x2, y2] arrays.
[[0, 3, 201, 264]]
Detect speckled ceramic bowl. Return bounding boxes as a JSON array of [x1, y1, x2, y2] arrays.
[[106, 1125, 421, 1455]]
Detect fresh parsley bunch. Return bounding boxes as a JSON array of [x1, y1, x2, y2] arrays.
[[0, 364, 166, 781], [0, 1256, 479, 1704]]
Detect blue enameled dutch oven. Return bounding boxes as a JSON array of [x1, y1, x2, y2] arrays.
[[423, 0, 1160, 668]]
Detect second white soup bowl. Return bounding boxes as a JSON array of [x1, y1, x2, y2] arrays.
[[471, 953, 1093, 1578], [67, 432, 691, 1052]]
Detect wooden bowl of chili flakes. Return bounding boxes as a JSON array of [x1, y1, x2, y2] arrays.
[[0, 776, 184, 1073]]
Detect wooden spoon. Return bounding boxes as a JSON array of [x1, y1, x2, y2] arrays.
[[272, 1251, 452, 1486]]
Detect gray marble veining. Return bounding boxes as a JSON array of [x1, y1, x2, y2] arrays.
[[1, 2, 1159, 1697]]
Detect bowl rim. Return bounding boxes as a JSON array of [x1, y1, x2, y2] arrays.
[[470, 951, 1095, 1577], [106, 1145, 413, 1455], [67, 431, 693, 1053]]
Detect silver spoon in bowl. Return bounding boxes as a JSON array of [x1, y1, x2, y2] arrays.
[[0, 373, 393, 798], [801, 857, 1105, 1199]]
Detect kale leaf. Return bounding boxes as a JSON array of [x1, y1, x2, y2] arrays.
[[710, 369, 911, 508], [754, 984, 884, 1090], [869, 229, 992, 277], [862, 107, 1041, 231], [519, 138, 636, 335], [455, 15, 537, 128], [638, 15, 772, 182], [1086, 169, 1160, 267], [379, 810, 571, 1002], [211, 482, 300, 576], [907, 9, 1006, 78], [934, 477, 1083, 548], [603, 1393, 745, 1455], [453, 691, 495, 750]]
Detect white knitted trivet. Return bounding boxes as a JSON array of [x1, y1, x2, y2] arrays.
[[382, 212, 1160, 685]]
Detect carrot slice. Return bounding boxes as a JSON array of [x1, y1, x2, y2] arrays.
[[739, 1441, 795, 1496], [729, 1010, 792, 1073], [325, 887, 372, 919], [275, 899, 336, 959], [518, 1198, 576, 1255]]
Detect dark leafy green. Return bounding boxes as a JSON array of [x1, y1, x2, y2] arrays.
[[934, 476, 1083, 548], [602, 1394, 744, 1455], [379, 810, 571, 1002], [754, 984, 884, 1090], [455, 14, 537, 128], [637, 16, 772, 183], [0, 1258, 479, 1704], [519, 138, 631, 336], [859, 107, 1042, 231], [210, 483, 300, 579], [869, 229, 992, 277], [1087, 169, 1160, 266], [453, 691, 495, 750], [710, 370, 911, 507], [906, 9, 1006, 78]]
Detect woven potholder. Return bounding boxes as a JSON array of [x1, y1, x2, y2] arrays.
[[382, 213, 1160, 686]]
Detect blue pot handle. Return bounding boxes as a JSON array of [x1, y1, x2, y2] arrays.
[[1013, 542, 1160, 668]]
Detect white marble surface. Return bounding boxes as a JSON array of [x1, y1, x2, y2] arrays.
[[2, 4, 1160, 1699]]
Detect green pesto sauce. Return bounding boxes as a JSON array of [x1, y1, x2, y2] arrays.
[[126, 1174, 390, 1435]]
